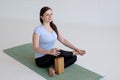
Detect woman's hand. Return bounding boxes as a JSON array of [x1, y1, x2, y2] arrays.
[[75, 48, 86, 55], [49, 48, 60, 56]]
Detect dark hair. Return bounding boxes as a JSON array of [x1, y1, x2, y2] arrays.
[[40, 6, 58, 35]]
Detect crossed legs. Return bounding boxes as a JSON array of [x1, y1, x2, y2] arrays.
[[35, 50, 77, 76]]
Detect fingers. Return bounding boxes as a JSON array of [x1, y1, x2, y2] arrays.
[[51, 48, 60, 56], [80, 50, 86, 55], [76, 49, 86, 55]]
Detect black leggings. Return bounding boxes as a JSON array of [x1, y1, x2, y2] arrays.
[[35, 50, 77, 68]]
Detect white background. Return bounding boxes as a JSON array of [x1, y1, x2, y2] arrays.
[[0, 0, 120, 80], [1, 0, 120, 27]]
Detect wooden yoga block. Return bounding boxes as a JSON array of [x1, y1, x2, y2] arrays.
[[54, 57, 64, 74]]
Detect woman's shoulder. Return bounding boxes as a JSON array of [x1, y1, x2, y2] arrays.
[[35, 25, 44, 30], [34, 25, 44, 34]]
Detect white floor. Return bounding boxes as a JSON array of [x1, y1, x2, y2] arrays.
[[0, 19, 120, 80]]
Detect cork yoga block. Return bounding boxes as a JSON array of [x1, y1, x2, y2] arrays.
[[54, 57, 64, 74]]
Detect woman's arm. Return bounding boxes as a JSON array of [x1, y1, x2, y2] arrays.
[[32, 32, 59, 56], [57, 30, 77, 50], [57, 30, 86, 55]]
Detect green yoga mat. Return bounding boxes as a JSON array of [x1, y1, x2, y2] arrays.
[[3, 43, 103, 80]]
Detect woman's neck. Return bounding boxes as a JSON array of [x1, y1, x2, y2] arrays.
[[42, 22, 53, 33], [42, 22, 50, 28]]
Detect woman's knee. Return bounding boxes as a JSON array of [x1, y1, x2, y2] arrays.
[[72, 55, 77, 63], [64, 55, 77, 68]]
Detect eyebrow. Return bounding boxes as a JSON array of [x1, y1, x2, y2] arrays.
[[44, 13, 53, 15]]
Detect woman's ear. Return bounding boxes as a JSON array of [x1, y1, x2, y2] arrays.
[[40, 16, 43, 20]]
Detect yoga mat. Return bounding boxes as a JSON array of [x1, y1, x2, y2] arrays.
[[3, 43, 103, 80]]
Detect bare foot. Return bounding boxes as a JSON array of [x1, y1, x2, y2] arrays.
[[48, 67, 55, 77]]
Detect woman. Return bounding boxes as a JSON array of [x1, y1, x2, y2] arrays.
[[32, 6, 86, 77]]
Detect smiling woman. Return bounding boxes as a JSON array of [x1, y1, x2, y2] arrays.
[[32, 6, 86, 77], [0, 0, 120, 80]]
